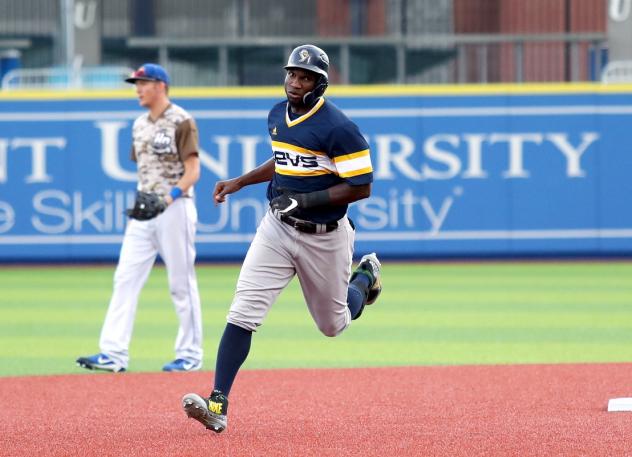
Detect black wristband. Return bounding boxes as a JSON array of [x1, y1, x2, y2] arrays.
[[296, 189, 331, 208]]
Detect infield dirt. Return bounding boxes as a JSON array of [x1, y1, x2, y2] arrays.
[[1, 363, 630, 456]]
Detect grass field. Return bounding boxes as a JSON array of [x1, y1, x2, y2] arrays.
[[1, 261, 632, 377]]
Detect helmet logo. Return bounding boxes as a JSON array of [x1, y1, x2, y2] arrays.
[[299, 49, 311, 63]]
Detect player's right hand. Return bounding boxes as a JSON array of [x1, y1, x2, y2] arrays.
[[213, 179, 241, 205]]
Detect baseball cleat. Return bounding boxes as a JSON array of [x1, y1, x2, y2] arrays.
[[162, 358, 202, 372], [76, 353, 126, 373], [353, 252, 382, 305], [182, 390, 228, 433]]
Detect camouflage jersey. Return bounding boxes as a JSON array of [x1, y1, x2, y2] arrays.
[[131, 103, 199, 197]]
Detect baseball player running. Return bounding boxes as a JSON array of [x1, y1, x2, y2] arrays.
[[76, 63, 204, 373], [182, 45, 382, 433]]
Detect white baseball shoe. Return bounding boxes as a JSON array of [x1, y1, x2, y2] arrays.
[[354, 252, 382, 305], [182, 390, 228, 433]]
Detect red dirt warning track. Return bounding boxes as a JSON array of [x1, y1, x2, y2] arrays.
[[0, 364, 631, 456]]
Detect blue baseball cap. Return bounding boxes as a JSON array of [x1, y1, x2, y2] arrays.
[[125, 63, 170, 85]]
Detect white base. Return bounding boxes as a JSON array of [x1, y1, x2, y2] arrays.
[[607, 398, 632, 412]]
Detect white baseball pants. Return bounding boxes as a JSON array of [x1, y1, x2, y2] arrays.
[[99, 198, 203, 368]]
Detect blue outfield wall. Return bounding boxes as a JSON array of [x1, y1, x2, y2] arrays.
[[0, 84, 631, 261]]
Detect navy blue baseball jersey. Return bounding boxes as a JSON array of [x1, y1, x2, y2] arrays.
[[266, 97, 373, 223]]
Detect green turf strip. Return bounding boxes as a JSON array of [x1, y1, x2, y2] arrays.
[[1, 262, 631, 376]]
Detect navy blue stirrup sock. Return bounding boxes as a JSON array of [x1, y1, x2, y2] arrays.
[[214, 323, 252, 396], [347, 274, 371, 319]]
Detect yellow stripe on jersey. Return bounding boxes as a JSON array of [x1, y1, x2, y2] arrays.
[[271, 141, 327, 156], [339, 166, 373, 178], [333, 149, 370, 163], [285, 97, 326, 127], [275, 168, 335, 177]]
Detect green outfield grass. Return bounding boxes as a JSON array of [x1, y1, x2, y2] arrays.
[[1, 261, 631, 376]]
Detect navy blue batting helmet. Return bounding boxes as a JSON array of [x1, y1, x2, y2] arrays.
[[284, 44, 329, 104]]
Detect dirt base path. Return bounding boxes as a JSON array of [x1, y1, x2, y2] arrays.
[[1, 363, 631, 456]]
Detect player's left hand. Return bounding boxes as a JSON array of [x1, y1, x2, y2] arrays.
[[270, 191, 300, 216], [126, 191, 167, 220]]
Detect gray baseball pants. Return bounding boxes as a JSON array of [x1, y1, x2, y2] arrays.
[[227, 209, 355, 336]]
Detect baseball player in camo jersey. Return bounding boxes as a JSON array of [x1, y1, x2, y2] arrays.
[[76, 63, 204, 373], [182, 45, 382, 433]]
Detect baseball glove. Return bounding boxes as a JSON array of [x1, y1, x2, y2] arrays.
[[126, 191, 167, 221]]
